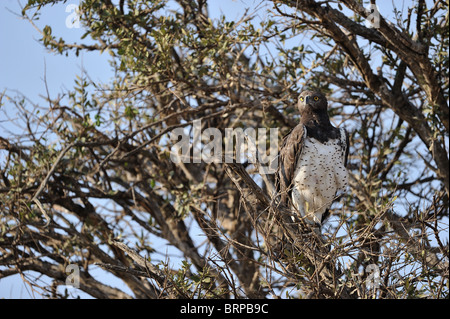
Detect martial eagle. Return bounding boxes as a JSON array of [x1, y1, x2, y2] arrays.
[[277, 90, 349, 231]]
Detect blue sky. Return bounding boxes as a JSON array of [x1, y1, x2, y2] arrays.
[[0, 0, 113, 101]]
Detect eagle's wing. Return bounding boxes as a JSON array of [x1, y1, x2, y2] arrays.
[[277, 124, 306, 205], [343, 128, 350, 167]]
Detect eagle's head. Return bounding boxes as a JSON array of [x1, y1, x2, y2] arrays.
[[297, 90, 328, 114]]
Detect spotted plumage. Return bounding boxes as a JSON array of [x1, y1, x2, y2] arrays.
[[277, 91, 349, 228]]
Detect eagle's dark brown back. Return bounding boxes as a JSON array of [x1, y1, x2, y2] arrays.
[[277, 124, 305, 205]]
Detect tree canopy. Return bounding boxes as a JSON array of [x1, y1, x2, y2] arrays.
[[0, 0, 448, 299]]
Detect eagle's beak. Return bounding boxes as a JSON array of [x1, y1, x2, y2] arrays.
[[305, 96, 310, 104]]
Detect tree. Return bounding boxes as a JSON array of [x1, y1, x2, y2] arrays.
[[0, 0, 448, 299]]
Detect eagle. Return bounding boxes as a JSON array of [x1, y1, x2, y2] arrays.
[[277, 90, 349, 231]]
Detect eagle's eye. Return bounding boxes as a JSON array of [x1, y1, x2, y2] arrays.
[[314, 96, 319, 101], [300, 97, 304, 102]]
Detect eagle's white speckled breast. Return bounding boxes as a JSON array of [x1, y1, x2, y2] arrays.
[[291, 128, 348, 224]]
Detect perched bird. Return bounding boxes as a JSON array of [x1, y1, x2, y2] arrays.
[[278, 90, 349, 231]]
